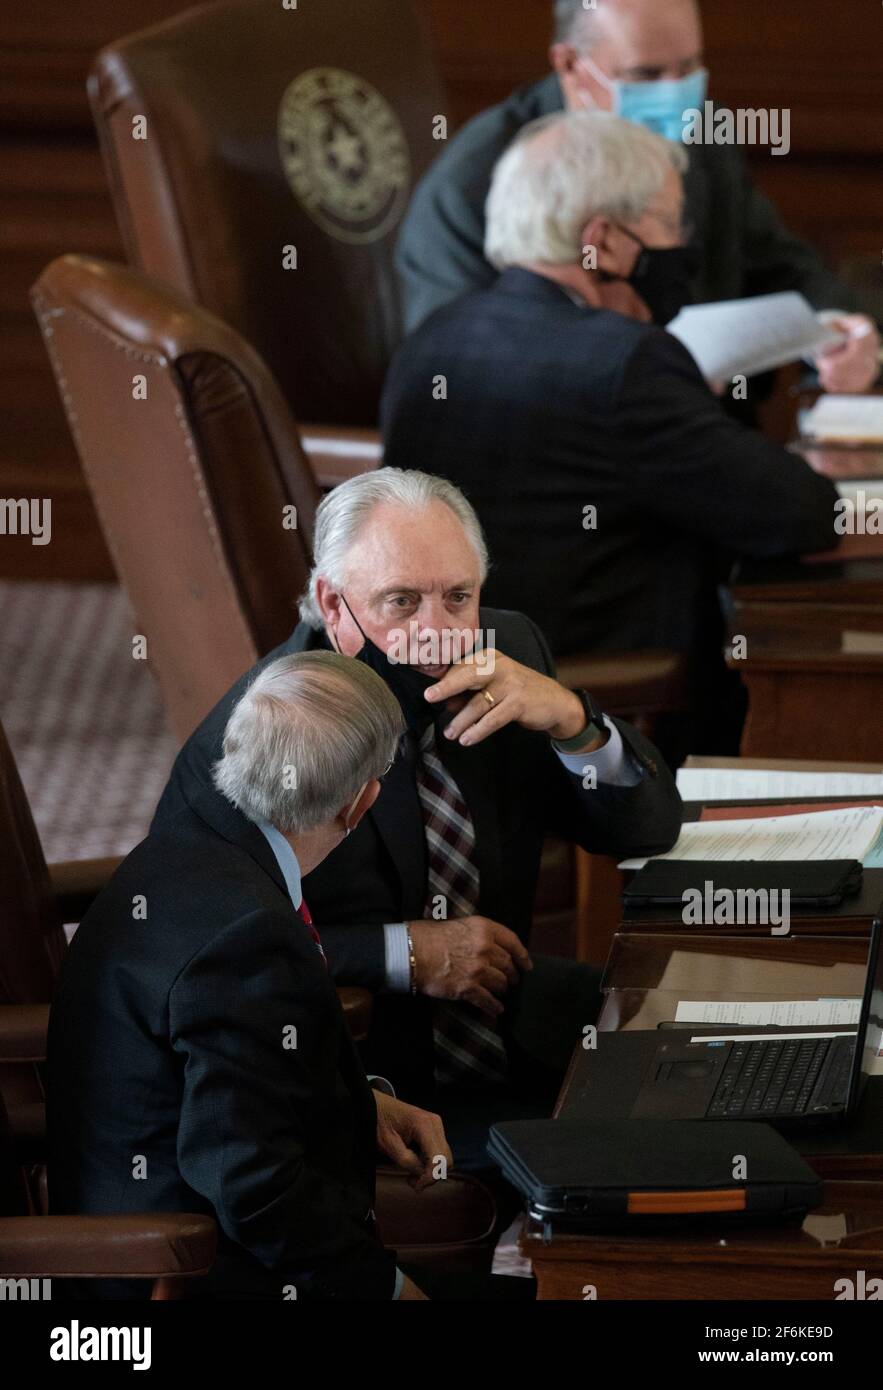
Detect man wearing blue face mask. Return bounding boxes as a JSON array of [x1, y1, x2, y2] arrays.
[[396, 0, 879, 393]]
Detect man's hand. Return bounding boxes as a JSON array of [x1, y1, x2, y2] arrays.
[[814, 313, 880, 394], [425, 648, 603, 748], [408, 915, 532, 1016], [374, 1091, 452, 1192]]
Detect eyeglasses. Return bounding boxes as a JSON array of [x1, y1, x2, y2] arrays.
[[377, 757, 395, 781]]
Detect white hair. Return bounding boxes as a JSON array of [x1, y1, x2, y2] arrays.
[[212, 651, 404, 834], [485, 110, 687, 270], [298, 468, 489, 629]]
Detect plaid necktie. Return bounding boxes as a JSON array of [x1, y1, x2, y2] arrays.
[[414, 724, 508, 1086]]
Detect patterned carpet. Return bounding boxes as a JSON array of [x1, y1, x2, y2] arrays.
[[0, 580, 176, 863]]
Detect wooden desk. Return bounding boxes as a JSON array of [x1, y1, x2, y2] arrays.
[[730, 442, 883, 761], [518, 781, 883, 1295], [522, 934, 883, 1294], [521, 1180, 883, 1300]]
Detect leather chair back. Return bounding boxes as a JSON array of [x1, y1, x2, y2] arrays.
[[32, 254, 319, 743], [89, 0, 446, 426], [0, 723, 66, 1007]]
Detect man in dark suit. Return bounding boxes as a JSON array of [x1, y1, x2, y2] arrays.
[[152, 468, 681, 1163], [49, 652, 450, 1300], [381, 111, 841, 759], [396, 0, 879, 395]]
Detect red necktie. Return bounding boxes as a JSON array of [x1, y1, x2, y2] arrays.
[[298, 897, 326, 965]]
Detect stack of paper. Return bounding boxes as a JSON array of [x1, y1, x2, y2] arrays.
[[802, 394, 883, 444], [674, 998, 861, 1027], [667, 291, 844, 381], [676, 766, 883, 802], [619, 805, 883, 871]]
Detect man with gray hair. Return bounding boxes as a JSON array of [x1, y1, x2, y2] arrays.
[[395, 0, 879, 394], [49, 651, 452, 1300], [381, 111, 839, 760], [153, 466, 680, 1167]]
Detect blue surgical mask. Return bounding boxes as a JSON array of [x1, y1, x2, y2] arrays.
[[579, 56, 709, 145]]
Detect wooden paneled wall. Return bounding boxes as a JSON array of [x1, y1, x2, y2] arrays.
[[2, 0, 881, 580]]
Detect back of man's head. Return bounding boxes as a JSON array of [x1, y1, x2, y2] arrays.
[[213, 651, 404, 834], [552, 0, 700, 49], [485, 109, 686, 269]]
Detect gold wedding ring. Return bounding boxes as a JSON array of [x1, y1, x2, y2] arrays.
[[483, 688, 496, 707]]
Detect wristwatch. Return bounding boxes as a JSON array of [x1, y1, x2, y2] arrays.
[[553, 688, 607, 752]]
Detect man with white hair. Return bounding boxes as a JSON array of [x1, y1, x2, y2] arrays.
[[381, 111, 840, 759], [396, 0, 879, 394], [50, 652, 453, 1300], [153, 467, 681, 1165]]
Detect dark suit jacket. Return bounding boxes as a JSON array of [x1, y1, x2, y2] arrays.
[[48, 784, 397, 1300], [379, 270, 838, 679], [396, 73, 864, 333], [151, 607, 681, 1096]]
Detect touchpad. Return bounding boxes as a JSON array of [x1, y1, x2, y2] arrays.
[[631, 1049, 722, 1119], [663, 1060, 716, 1082]]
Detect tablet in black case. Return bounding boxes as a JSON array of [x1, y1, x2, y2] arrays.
[[487, 1118, 823, 1232]]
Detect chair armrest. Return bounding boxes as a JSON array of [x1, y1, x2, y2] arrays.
[[0, 1213, 216, 1279], [300, 423, 383, 487], [337, 987, 372, 1042], [0, 1005, 50, 1062], [374, 1168, 497, 1274], [48, 856, 122, 921], [556, 649, 689, 717]]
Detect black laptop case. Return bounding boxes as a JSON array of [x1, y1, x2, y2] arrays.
[[488, 1118, 823, 1231], [622, 858, 863, 909]]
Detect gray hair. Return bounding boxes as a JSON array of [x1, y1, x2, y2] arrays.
[[485, 110, 687, 269], [553, 0, 604, 46], [298, 468, 489, 629], [212, 650, 404, 834]]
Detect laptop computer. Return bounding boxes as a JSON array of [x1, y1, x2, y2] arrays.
[[577, 916, 882, 1129]]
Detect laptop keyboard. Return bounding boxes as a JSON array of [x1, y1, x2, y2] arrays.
[[706, 1036, 851, 1119]]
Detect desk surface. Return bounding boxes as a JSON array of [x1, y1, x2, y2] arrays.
[[521, 1179, 883, 1300]]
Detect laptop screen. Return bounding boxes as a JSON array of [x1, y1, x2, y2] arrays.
[[852, 915, 883, 1108]]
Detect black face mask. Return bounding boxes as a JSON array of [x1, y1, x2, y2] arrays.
[[601, 227, 699, 326], [336, 596, 443, 737]]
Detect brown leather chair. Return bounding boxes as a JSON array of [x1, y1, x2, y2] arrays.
[[32, 253, 320, 743], [88, 0, 446, 432], [0, 1084, 217, 1296]]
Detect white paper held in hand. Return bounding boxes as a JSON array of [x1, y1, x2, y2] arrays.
[[667, 291, 844, 382]]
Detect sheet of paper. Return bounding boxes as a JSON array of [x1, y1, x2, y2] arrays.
[[675, 998, 861, 1027], [618, 805, 883, 870], [863, 828, 883, 868], [835, 480, 883, 505], [842, 631, 883, 656], [802, 394, 883, 444], [689, 1031, 845, 1043], [676, 766, 883, 802], [667, 291, 843, 381]]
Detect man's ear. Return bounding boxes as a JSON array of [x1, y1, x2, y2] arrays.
[[549, 42, 577, 78], [315, 577, 341, 632], [582, 214, 618, 274], [340, 779, 381, 833]]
